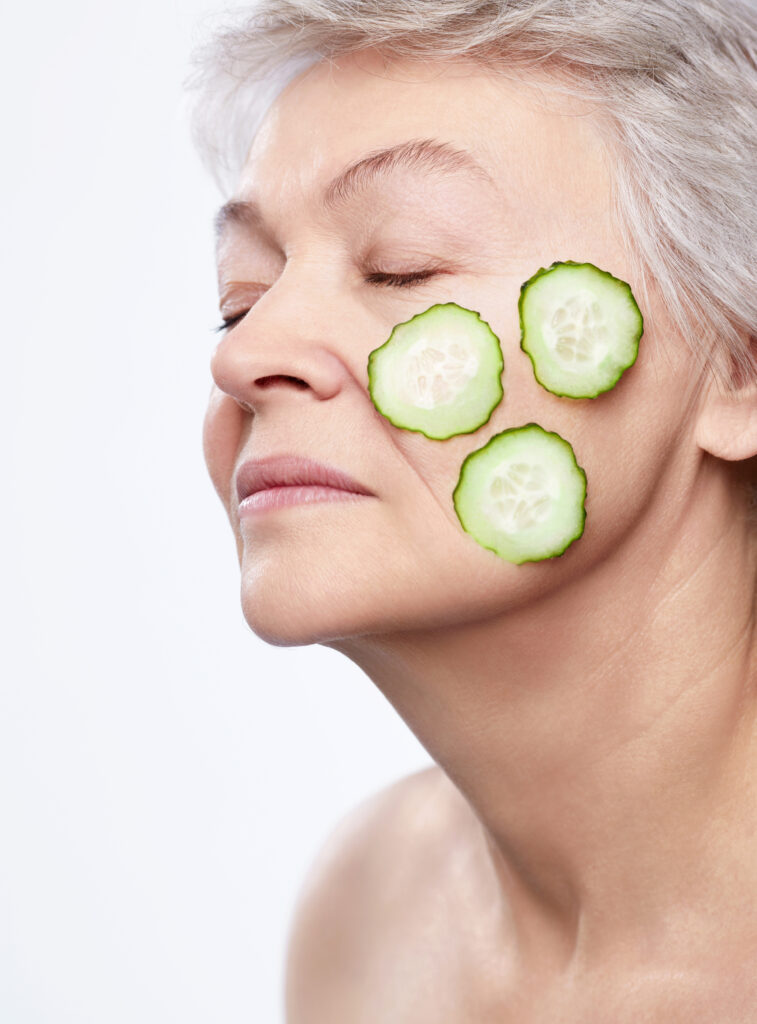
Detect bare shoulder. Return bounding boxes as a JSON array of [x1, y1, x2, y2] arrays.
[[284, 763, 475, 1023]]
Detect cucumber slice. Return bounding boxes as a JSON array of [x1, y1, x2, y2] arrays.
[[367, 302, 504, 439], [453, 423, 587, 564], [519, 261, 643, 399]]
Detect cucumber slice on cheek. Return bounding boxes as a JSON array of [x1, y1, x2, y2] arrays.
[[519, 261, 643, 399], [453, 424, 587, 565], [366, 295, 591, 564], [367, 302, 504, 439]]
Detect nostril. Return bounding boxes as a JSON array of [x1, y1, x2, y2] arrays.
[[255, 374, 309, 390]]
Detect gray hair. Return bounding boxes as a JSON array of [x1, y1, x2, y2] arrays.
[[187, 0, 757, 416]]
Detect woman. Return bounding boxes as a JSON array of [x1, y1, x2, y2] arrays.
[[191, 0, 757, 1018]]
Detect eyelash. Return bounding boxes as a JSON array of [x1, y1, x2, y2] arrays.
[[213, 269, 440, 333], [363, 268, 440, 288]]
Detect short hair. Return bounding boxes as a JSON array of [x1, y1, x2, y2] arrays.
[[187, 0, 757, 494]]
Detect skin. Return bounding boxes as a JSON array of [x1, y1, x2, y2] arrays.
[[203, 49, 757, 1021]]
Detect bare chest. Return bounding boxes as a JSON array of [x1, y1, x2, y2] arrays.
[[302, 766, 757, 1023], [343, 947, 757, 1024], [336, 896, 757, 1024]]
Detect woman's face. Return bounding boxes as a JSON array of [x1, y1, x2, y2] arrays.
[[204, 51, 701, 646]]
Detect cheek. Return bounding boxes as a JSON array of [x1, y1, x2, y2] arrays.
[[203, 387, 245, 507], [542, 352, 692, 562], [399, 340, 684, 580]]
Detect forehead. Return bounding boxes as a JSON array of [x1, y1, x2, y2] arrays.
[[236, 50, 616, 226]]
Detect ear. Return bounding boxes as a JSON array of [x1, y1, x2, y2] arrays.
[[695, 340, 757, 461]]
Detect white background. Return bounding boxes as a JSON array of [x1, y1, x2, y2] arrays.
[[0, 3, 430, 1021]]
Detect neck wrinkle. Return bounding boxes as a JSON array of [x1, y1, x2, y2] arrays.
[[330, 461, 757, 976]]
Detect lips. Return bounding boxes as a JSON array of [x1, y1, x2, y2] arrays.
[[235, 455, 374, 504]]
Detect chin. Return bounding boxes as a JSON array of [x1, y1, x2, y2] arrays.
[[238, 570, 493, 649], [236, 519, 598, 647], [238, 572, 434, 647], [239, 570, 377, 647]]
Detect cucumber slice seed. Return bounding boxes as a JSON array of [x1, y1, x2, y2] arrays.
[[453, 423, 587, 564], [367, 302, 504, 439], [519, 261, 643, 399]]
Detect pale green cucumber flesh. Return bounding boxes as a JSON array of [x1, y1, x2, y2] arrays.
[[519, 261, 643, 399], [368, 302, 504, 440], [453, 423, 587, 564]]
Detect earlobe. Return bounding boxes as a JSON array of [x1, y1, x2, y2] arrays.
[[695, 374, 757, 462]]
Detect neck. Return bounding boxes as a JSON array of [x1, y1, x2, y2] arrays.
[[329, 458, 757, 976]]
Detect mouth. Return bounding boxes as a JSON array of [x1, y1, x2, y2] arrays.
[[235, 454, 375, 508]]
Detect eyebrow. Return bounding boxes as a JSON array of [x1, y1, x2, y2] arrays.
[[213, 138, 493, 241]]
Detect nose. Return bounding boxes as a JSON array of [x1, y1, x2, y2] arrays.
[[209, 268, 353, 415]]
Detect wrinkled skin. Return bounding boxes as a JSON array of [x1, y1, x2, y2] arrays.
[[204, 50, 757, 1022], [206, 52, 713, 646]]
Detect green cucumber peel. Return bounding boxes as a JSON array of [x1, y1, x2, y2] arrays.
[[367, 302, 505, 440], [453, 422, 587, 564], [519, 260, 643, 399]]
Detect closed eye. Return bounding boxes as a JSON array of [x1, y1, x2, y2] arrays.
[[364, 268, 443, 288], [214, 268, 443, 332], [213, 310, 250, 333]]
